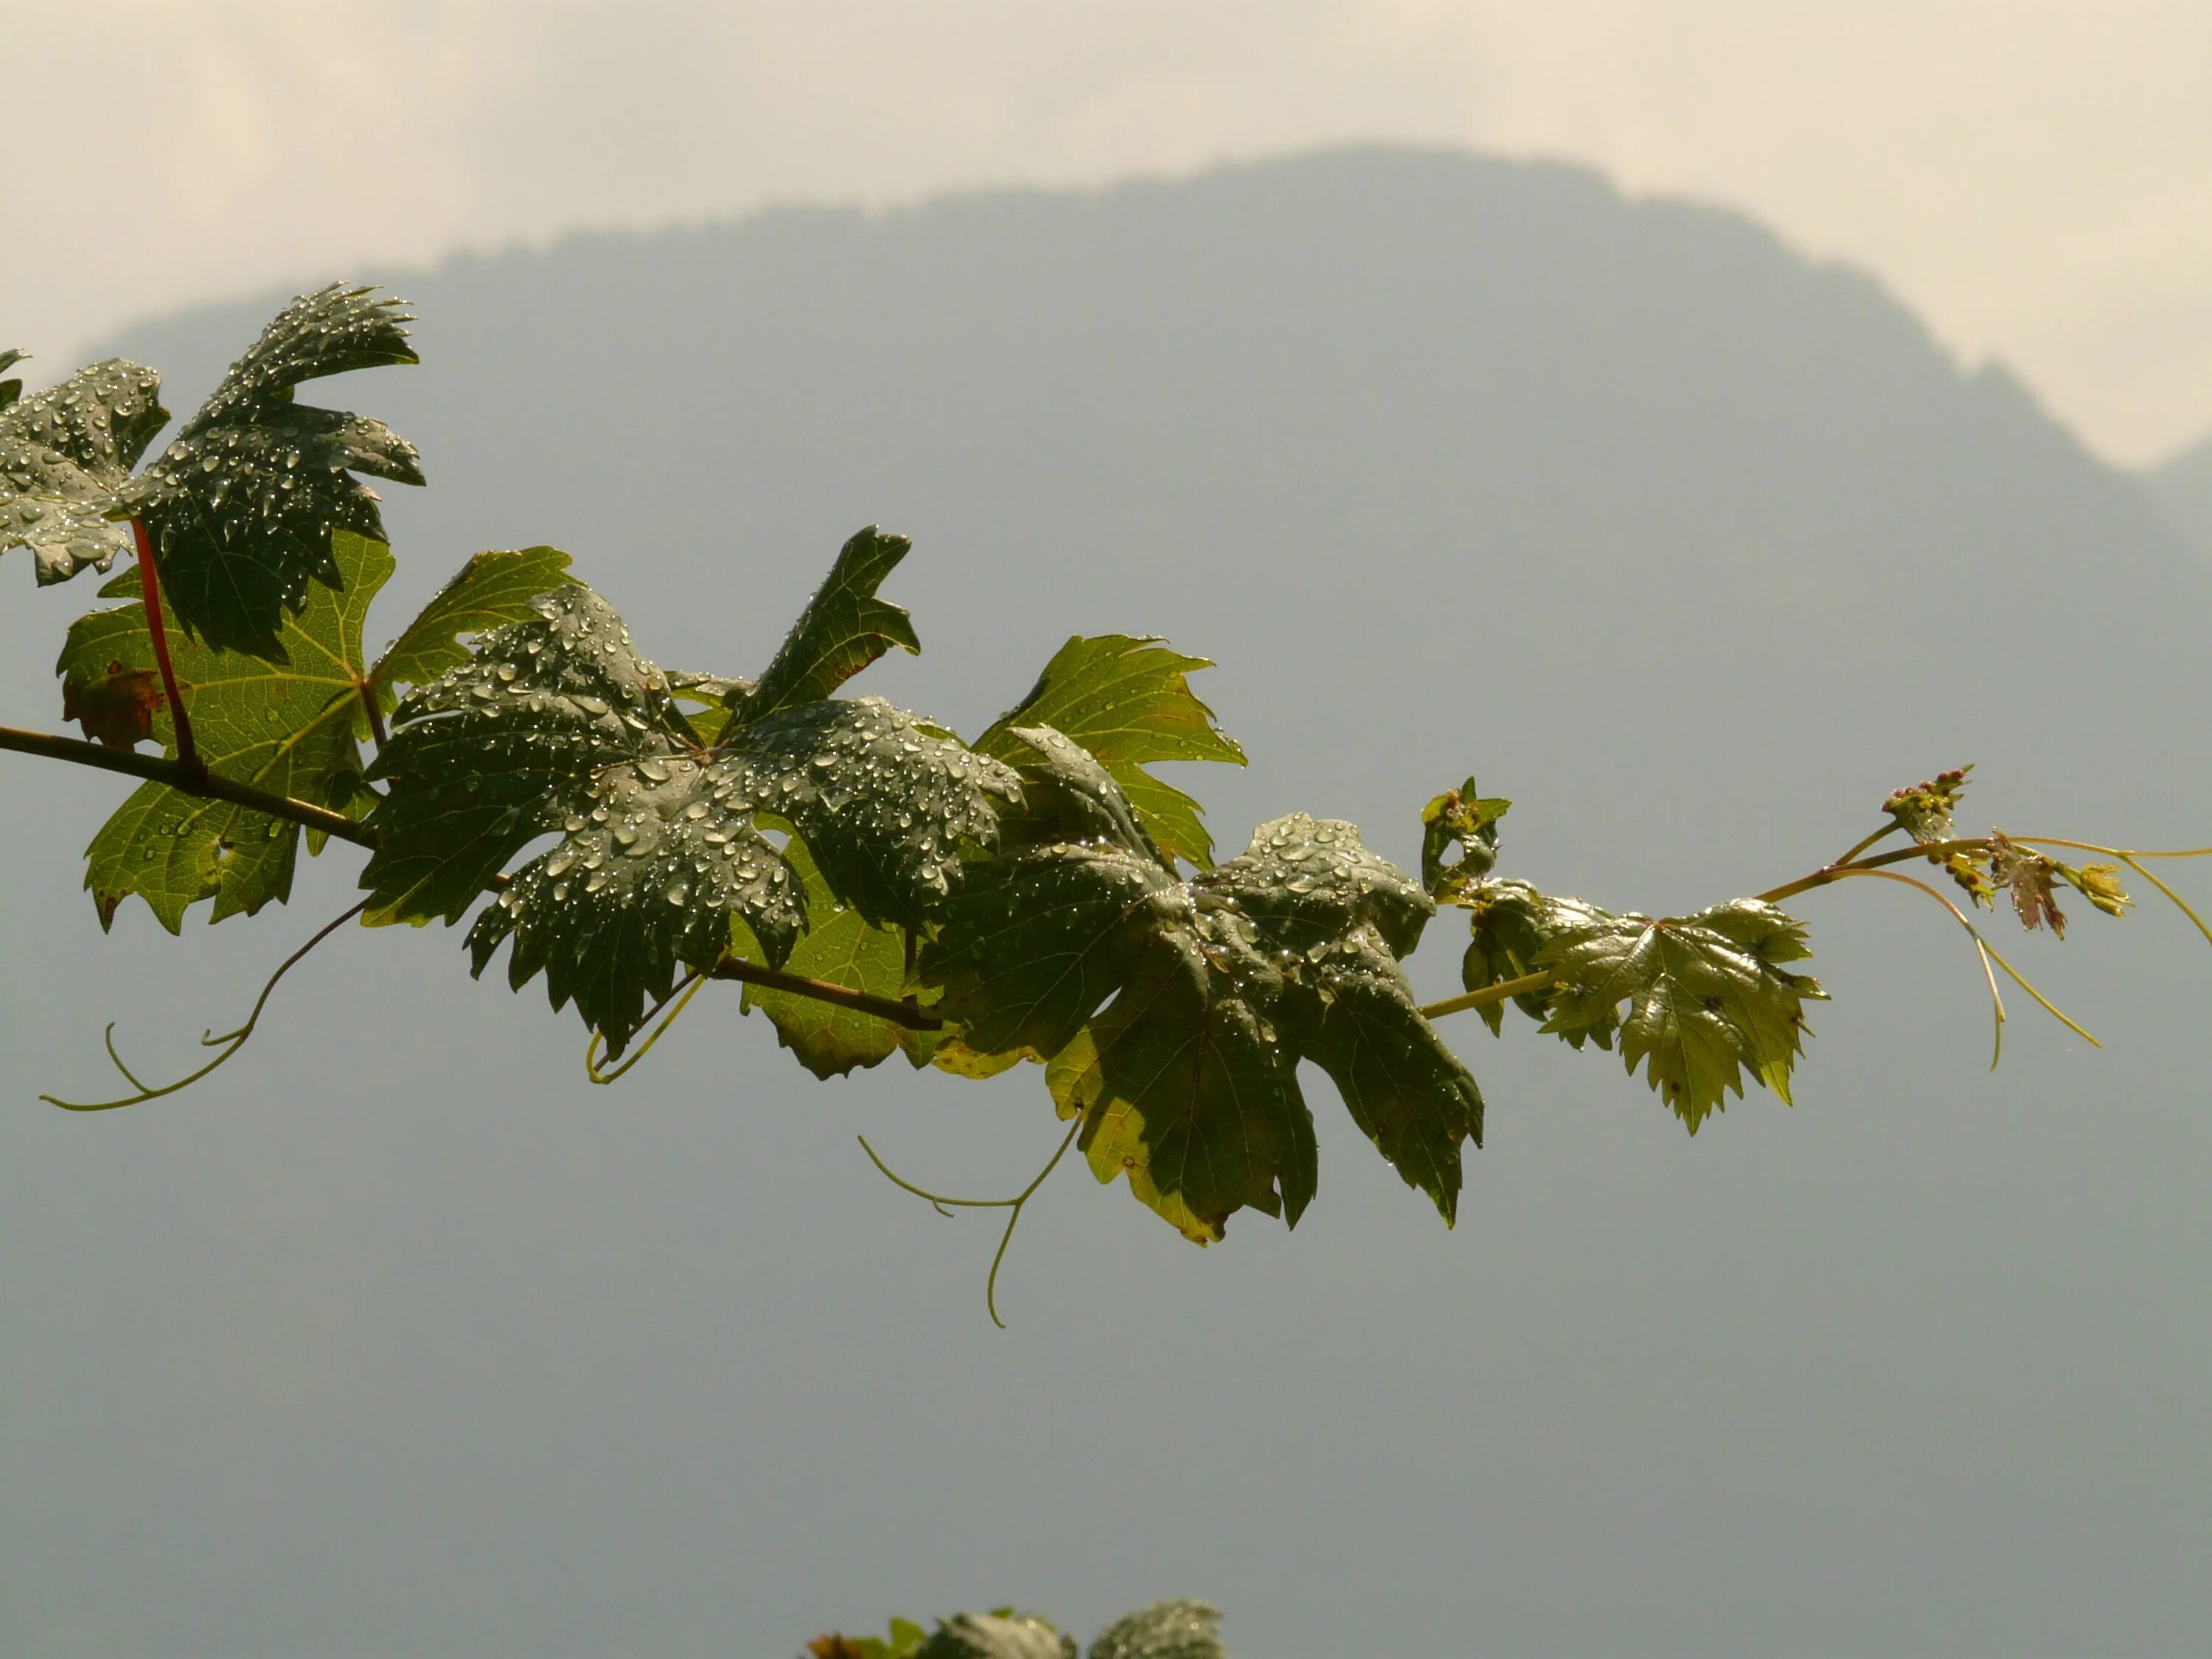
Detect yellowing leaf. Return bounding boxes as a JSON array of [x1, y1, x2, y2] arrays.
[[975, 634, 1244, 866]]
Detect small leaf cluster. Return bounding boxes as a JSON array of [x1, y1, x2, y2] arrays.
[[810, 1600, 1223, 1659]]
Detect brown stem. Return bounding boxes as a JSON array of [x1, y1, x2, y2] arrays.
[[1754, 838, 1989, 905], [710, 956, 944, 1030], [0, 723, 372, 846], [7, 723, 951, 1038], [130, 518, 200, 778]]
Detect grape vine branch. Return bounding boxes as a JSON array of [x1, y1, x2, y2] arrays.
[[4, 286, 2207, 1325]]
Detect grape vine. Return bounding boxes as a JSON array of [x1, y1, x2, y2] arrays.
[[4, 288, 2206, 1326]]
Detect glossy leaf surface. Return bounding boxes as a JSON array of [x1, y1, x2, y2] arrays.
[[931, 728, 1478, 1241], [369, 538, 1016, 1057], [1460, 877, 1826, 1133], [0, 358, 168, 583], [119, 285, 422, 658], [368, 545, 577, 713]]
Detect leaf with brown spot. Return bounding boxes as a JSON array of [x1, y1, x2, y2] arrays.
[[60, 660, 165, 749]]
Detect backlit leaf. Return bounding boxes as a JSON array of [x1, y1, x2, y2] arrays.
[[1537, 897, 1826, 1133], [55, 530, 385, 932], [975, 634, 1245, 866]]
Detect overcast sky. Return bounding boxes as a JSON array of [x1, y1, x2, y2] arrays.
[[6, 3, 2209, 465]]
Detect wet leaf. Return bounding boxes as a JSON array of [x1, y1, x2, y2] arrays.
[[0, 356, 168, 583], [368, 538, 1016, 1057], [930, 728, 1477, 1240], [1087, 1602, 1226, 1659], [975, 633, 1245, 866], [914, 1613, 1073, 1659], [366, 584, 808, 1054], [1457, 878, 1614, 1039], [716, 696, 1017, 933], [118, 285, 422, 658], [1200, 806, 1480, 1220], [55, 531, 385, 932], [363, 584, 691, 929], [367, 546, 577, 713]]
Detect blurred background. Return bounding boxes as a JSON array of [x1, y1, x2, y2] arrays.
[[3, 6, 2208, 1655]]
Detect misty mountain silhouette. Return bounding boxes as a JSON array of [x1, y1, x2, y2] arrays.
[[11, 149, 2208, 1655], [2152, 429, 2212, 557], [103, 145, 2202, 897]]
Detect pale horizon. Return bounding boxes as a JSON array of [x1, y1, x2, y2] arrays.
[[7, 1, 2211, 470]]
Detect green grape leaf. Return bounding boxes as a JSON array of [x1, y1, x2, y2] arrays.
[[930, 728, 1477, 1241], [1088, 1602, 1226, 1659], [0, 347, 24, 406], [366, 546, 577, 712], [117, 285, 422, 658], [975, 634, 1245, 867], [1538, 897, 1826, 1133], [914, 1613, 1074, 1659], [737, 838, 939, 1079], [0, 357, 169, 583], [1197, 808, 1481, 1220], [367, 563, 1017, 1057], [727, 525, 919, 723], [362, 584, 689, 928], [714, 697, 1018, 934], [1458, 878, 1614, 1039], [55, 530, 386, 932], [365, 584, 810, 1055]]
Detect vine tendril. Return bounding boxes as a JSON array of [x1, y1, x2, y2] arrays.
[[858, 1118, 1084, 1328], [41, 899, 369, 1111]]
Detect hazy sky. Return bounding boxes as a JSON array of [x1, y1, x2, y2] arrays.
[[6, 3, 2209, 466]]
